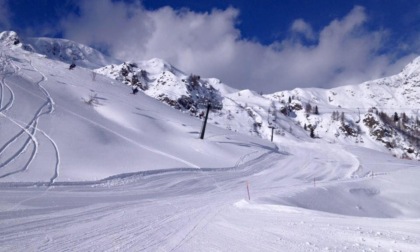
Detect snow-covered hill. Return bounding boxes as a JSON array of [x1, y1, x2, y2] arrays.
[[1, 31, 420, 251], [96, 59, 233, 116], [0, 31, 275, 182], [97, 50, 420, 160]]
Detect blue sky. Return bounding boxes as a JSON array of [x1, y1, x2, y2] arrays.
[[1, 0, 419, 92]]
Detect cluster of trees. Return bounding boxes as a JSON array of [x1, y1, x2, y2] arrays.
[[304, 102, 319, 115], [303, 123, 316, 138], [331, 111, 345, 122]]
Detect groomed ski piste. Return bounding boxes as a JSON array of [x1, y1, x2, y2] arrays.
[[1, 32, 420, 251]]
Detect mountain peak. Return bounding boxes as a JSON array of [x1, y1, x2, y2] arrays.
[[25, 37, 120, 69], [401, 55, 420, 77], [0, 31, 21, 46]]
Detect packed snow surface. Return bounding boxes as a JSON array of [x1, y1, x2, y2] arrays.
[[1, 32, 420, 251]]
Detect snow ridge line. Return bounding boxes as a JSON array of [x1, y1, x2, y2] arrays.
[[0, 146, 281, 187], [101, 148, 279, 182]]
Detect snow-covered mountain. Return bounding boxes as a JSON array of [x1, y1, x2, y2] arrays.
[[2, 31, 420, 251], [96, 59, 233, 114], [266, 56, 420, 160], [3, 30, 420, 168], [96, 49, 420, 160], [1, 31, 119, 69]]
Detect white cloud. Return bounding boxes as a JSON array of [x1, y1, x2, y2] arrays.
[[0, 0, 11, 30], [61, 0, 152, 54], [60, 2, 418, 93], [290, 19, 315, 40]]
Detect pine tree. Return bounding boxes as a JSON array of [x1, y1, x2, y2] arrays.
[[310, 128, 315, 138], [393, 112, 399, 122], [305, 103, 312, 114], [401, 112, 408, 123], [331, 111, 339, 121], [340, 112, 345, 122]]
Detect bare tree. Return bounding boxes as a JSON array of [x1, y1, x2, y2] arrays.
[[83, 93, 100, 106]]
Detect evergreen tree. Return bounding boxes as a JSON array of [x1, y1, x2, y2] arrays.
[[393, 112, 399, 122], [331, 111, 339, 121], [310, 128, 315, 138], [401, 112, 408, 123], [305, 103, 312, 114]]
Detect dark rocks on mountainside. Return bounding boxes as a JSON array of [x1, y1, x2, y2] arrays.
[[290, 103, 302, 111], [339, 124, 358, 137], [178, 95, 194, 110]]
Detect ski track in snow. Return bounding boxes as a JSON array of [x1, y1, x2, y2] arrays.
[[0, 52, 18, 112], [0, 51, 60, 184], [0, 53, 40, 175], [0, 148, 282, 251], [26, 57, 60, 184], [2, 145, 419, 251], [0, 113, 38, 177]]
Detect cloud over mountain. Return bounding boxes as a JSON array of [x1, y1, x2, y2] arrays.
[[57, 1, 418, 92]]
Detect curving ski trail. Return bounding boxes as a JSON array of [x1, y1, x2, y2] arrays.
[[0, 102, 46, 169], [0, 53, 16, 112], [39, 129, 60, 185], [27, 57, 60, 183], [0, 112, 38, 178], [0, 52, 60, 183]]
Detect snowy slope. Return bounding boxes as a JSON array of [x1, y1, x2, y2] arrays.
[[1, 134, 420, 251], [0, 31, 276, 183], [1, 31, 420, 251]]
